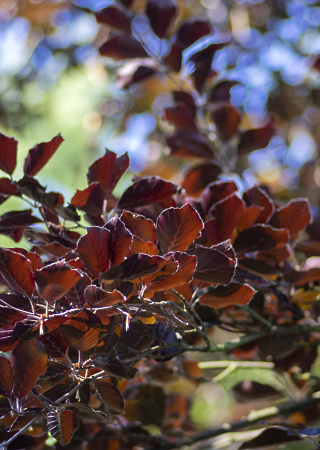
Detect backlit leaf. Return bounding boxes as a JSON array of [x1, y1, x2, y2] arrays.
[[76, 227, 110, 277], [164, 104, 197, 131], [87, 150, 129, 199], [85, 286, 125, 306], [199, 282, 256, 308], [47, 409, 79, 446], [94, 379, 124, 414], [156, 203, 203, 253], [24, 134, 64, 177], [182, 163, 222, 197], [105, 216, 132, 265], [270, 199, 311, 240], [207, 80, 239, 103], [35, 260, 82, 303], [118, 177, 177, 209], [70, 182, 104, 216], [189, 43, 226, 93], [91, 355, 137, 380], [209, 194, 244, 240], [146, 0, 177, 38], [0, 132, 17, 175], [238, 427, 302, 449], [201, 180, 238, 214], [11, 339, 48, 399], [243, 186, 274, 224], [120, 210, 157, 243], [0, 248, 35, 297]]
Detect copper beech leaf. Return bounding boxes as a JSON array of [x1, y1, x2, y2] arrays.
[[118, 177, 177, 209], [105, 216, 132, 265], [238, 120, 274, 156], [119, 254, 167, 280], [146, 252, 197, 292], [233, 225, 289, 254], [166, 131, 214, 158], [0, 248, 35, 297], [146, 0, 177, 38], [11, 339, 48, 399], [156, 203, 203, 253], [47, 409, 79, 446], [99, 35, 149, 60], [199, 282, 256, 308], [0, 356, 13, 396], [23, 134, 64, 177], [95, 6, 131, 32], [94, 379, 124, 414], [212, 105, 241, 141], [87, 150, 129, 199], [270, 199, 311, 240], [243, 186, 274, 224], [120, 210, 157, 243], [182, 163, 222, 197], [35, 261, 82, 303], [191, 241, 236, 285], [70, 182, 104, 215], [85, 286, 125, 306], [0, 133, 17, 175], [76, 227, 110, 277]]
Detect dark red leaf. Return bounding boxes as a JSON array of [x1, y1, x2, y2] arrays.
[[233, 225, 289, 254], [47, 409, 79, 446], [182, 163, 222, 196], [87, 150, 129, 199], [99, 35, 149, 60], [164, 104, 197, 131], [95, 6, 131, 32], [0, 209, 42, 228], [76, 227, 110, 277], [238, 120, 274, 156], [199, 282, 256, 308], [239, 259, 278, 279], [146, 0, 177, 38], [119, 253, 167, 280], [173, 91, 197, 116], [40, 205, 60, 225], [35, 260, 82, 303], [207, 80, 239, 103], [65, 272, 91, 307], [270, 199, 311, 240], [196, 218, 223, 247], [85, 286, 125, 306], [237, 205, 265, 231], [94, 379, 124, 414], [23, 134, 64, 177], [121, 210, 157, 243], [71, 182, 104, 215], [176, 19, 211, 48], [119, 0, 134, 7], [0, 248, 35, 297], [129, 236, 158, 256], [164, 42, 184, 71], [212, 105, 241, 141], [243, 186, 275, 224], [118, 176, 177, 209], [201, 180, 238, 214], [189, 43, 226, 93], [0, 177, 19, 196], [166, 131, 214, 158], [146, 252, 197, 291], [11, 339, 48, 399], [191, 242, 236, 284], [156, 203, 203, 253], [105, 216, 132, 265], [209, 194, 244, 240], [62, 326, 100, 352], [18, 175, 64, 209], [0, 356, 13, 396], [0, 132, 17, 175]]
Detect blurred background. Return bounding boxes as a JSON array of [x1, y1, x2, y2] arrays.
[[1, 0, 320, 201]]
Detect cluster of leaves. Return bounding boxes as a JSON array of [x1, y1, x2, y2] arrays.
[[1, 1, 320, 449]]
